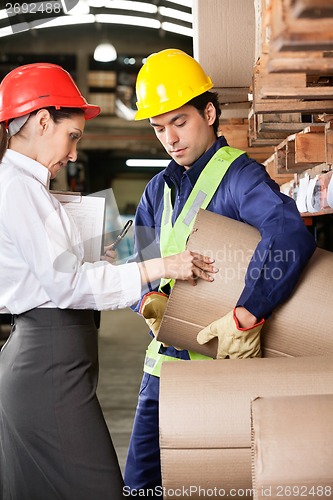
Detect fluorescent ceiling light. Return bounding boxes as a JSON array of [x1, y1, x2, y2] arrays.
[[0, 14, 94, 36], [158, 6, 192, 23], [68, 1, 90, 15], [95, 13, 160, 29], [0, 23, 30, 36], [0, 26, 19, 37], [0, 9, 8, 20], [0, 0, 191, 38], [87, 0, 105, 6], [104, 1, 157, 14], [161, 21, 192, 37], [34, 14, 95, 29], [126, 159, 169, 168]]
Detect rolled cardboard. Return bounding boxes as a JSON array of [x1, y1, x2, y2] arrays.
[[159, 356, 333, 499], [251, 394, 333, 499], [157, 209, 332, 358]]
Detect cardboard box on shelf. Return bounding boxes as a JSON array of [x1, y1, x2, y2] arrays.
[[88, 92, 116, 115], [157, 209, 333, 358], [87, 70, 116, 88], [159, 356, 333, 499], [251, 394, 333, 499]]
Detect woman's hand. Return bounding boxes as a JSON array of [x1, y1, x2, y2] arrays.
[[101, 244, 117, 264], [137, 251, 217, 286], [163, 250, 217, 286]]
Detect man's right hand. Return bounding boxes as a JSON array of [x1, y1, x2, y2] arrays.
[[139, 291, 169, 338]]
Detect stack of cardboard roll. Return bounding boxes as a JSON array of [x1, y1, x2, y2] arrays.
[[158, 210, 333, 499]]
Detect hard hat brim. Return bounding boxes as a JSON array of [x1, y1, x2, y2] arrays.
[[134, 80, 214, 121]]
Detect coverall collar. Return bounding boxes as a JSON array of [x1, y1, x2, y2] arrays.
[[163, 135, 229, 189]]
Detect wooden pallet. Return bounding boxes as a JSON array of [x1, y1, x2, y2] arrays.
[[251, 56, 333, 114], [270, 0, 333, 51]]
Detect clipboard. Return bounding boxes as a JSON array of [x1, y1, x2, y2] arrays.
[[51, 190, 106, 263]]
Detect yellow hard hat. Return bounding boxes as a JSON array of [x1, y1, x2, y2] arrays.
[[135, 48, 214, 120]]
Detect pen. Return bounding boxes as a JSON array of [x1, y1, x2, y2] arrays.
[[109, 220, 133, 250]]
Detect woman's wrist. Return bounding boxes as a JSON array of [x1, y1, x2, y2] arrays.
[[137, 258, 164, 285]]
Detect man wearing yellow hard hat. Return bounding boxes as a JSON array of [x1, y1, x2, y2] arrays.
[[124, 49, 316, 495]]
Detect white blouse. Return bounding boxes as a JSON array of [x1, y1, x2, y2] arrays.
[[0, 150, 141, 314]]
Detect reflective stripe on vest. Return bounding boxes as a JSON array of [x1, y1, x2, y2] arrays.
[[144, 146, 245, 377], [144, 339, 184, 377], [144, 339, 218, 377], [159, 146, 245, 289]]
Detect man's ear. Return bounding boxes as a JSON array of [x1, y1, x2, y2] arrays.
[[35, 109, 51, 135], [205, 102, 216, 126]]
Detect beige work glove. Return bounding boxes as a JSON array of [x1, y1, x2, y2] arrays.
[[197, 308, 264, 359], [139, 291, 169, 338]]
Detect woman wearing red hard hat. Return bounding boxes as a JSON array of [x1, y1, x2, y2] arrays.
[[0, 63, 216, 499]]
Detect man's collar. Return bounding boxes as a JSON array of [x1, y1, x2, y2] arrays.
[[163, 136, 228, 188]]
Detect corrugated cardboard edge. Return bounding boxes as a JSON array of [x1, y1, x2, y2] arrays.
[[159, 356, 333, 493], [250, 396, 260, 500], [250, 393, 333, 496]]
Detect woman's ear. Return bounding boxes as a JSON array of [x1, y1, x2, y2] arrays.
[[205, 102, 216, 126], [35, 109, 51, 135]]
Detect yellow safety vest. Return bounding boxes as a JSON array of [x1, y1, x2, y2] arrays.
[[144, 146, 245, 377]]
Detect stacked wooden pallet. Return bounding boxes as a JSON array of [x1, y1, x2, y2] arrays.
[[250, 0, 333, 150], [251, 0, 333, 216]]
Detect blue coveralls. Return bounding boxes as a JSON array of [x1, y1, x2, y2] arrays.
[[124, 136, 316, 493]]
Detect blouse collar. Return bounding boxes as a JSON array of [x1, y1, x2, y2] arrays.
[[4, 149, 51, 188]]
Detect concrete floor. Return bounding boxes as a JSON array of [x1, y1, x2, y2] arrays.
[[97, 308, 150, 473]]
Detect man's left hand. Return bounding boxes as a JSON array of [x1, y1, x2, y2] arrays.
[[196, 308, 264, 359]]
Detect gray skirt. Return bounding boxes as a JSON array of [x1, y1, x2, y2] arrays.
[[0, 308, 124, 500]]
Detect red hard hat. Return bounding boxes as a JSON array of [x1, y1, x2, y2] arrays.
[[0, 62, 100, 122]]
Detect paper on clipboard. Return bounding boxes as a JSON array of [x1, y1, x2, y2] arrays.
[[51, 190, 106, 263]]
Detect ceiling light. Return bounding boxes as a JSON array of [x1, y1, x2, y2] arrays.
[[88, 0, 105, 6], [158, 6, 192, 23], [95, 13, 160, 29], [33, 14, 95, 29], [104, 0, 157, 14], [0, 24, 29, 37], [161, 21, 193, 37], [94, 42, 117, 62], [0, 9, 8, 20], [68, 0, 90, 15]]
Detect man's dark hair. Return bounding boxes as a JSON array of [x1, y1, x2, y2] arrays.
[[187, 91, 221, 137]]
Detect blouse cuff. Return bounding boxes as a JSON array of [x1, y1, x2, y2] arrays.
[[116, 262, 142, 308]]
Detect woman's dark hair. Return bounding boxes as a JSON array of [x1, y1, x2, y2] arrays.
[[31, 106, 85, 122], [187, 91, 221, 137], [0, 107, 84, 163], [0, 122, 8, 163]]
